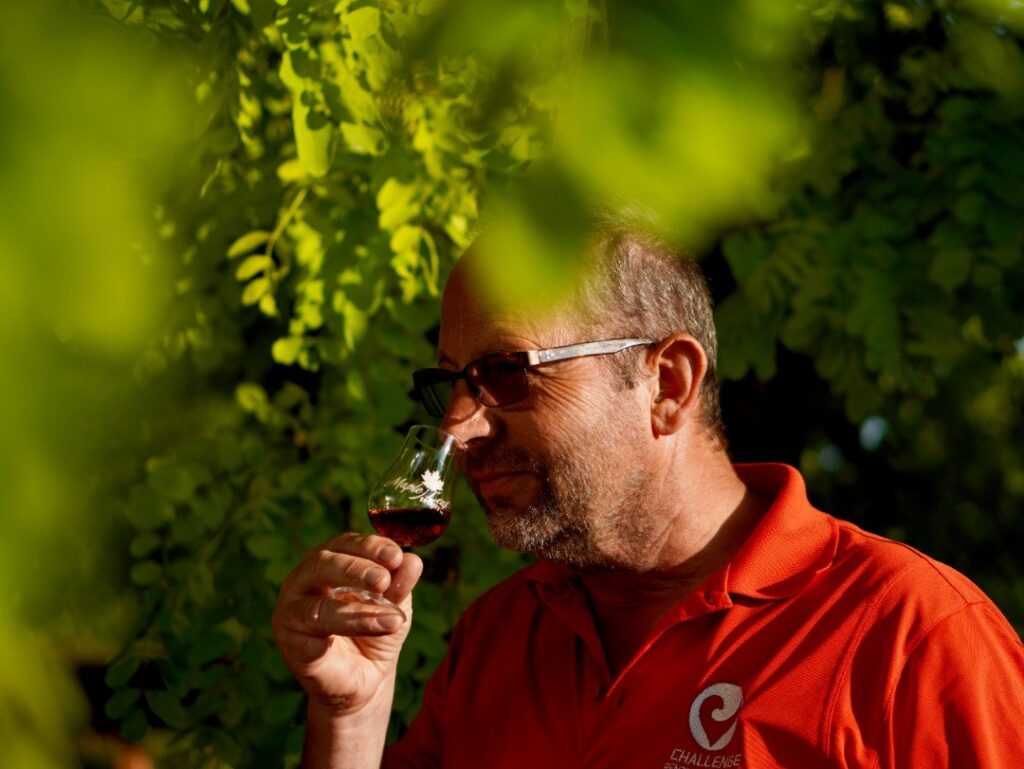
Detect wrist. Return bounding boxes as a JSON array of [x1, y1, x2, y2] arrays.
[[303, 683, 396, 769], [306, 672, 397, 724]]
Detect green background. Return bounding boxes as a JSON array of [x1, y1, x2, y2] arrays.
[[1, 0, 1021, 766]]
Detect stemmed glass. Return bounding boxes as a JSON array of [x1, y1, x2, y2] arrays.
[[332, 425, 462, 619]]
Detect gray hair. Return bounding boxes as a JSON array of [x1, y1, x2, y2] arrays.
[[573, 211, 726, 445]]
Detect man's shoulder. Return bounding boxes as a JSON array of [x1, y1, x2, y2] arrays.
[[828, 515, 993, 616]]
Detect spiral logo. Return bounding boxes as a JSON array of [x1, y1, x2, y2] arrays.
[[688, 683, 743, 751]]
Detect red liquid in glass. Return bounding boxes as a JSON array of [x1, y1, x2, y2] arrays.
[[368, 506, 450, 547]]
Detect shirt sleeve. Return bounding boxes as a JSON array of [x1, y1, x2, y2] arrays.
[[885, 601, 1024, 768], [382, 608, 476, 769], [380, 652, 448, 769]]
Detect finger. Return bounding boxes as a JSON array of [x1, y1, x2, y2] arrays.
[[277, 595, 405, 638], [383, 552, 424, 606], [273, 624, 333, 666], [286, 549, 393, 596], [322, 533, 404, 569]]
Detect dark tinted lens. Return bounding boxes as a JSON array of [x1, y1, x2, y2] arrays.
[[470, 354, 530, 407], [413, 370, 455, 418]]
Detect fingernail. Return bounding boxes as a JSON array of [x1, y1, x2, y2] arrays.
[[379, 545, 401, 561], [365, 567, 386, 586], [377, 613, 402, 631]]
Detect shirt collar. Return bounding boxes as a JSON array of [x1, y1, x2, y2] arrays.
[[725, 463, 838, 599], [526, 463, 838, 600]]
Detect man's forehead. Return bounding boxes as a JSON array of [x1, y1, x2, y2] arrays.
[[439, 255, 579, 359]]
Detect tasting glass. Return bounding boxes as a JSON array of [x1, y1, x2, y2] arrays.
[[331, 425, 462, 619]]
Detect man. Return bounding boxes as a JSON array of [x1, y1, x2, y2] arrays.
[[273, 217, 1024, 768]]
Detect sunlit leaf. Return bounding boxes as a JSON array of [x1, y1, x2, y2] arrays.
[[346, 7, 381, 41], [293, 100, 333, 177], [377, 178, 420, 231], [235, 254, 272, 281], [227, 230, 271, 258], [241, 276, 271, 305]]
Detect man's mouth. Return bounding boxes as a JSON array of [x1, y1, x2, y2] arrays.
[[469, 470, 529, 496]]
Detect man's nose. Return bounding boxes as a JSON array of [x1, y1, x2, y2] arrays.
[[440, 380, 493, 446]]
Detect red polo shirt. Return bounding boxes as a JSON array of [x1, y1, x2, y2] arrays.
[[383, 464, 1024, 768]]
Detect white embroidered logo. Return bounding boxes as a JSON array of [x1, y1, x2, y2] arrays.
[[688, 683, 743, 751]]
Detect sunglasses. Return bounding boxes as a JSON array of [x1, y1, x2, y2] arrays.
[[412, 337, 655, 418]]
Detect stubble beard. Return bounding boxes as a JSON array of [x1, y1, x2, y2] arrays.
[[475, 415, 655, 569]]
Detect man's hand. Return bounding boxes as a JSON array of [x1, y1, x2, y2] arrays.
[[272, 533, 424, 717]]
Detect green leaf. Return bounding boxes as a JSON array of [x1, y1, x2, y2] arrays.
[[235, 254, 271, 280], [264, 557, 294, 583], [171, 512, 205, 544], [390, 224, 422, 253], [187, 564, 216, 606], [261, 690, 304, 725], [377, 178, 420, 231], [236, 382, 269, 414], [279, 49, 305, 93], [294, 100, 332, 177], [340, 121, 385, 155], [928, 248, 972, 292], [278, 158, 308, 182], [242, 276, 271, 305], [120, 708, 149, 743], [260, 292, 279, 317], [953, 192, 986, 225], [340, 299, 369, 350], [125, 488, 175, 530], [216, 436, 244, 472], [245, 533, 289, 559], [193, 494, 228, 529], [130, 560, 162, 586], [214, 731, 245, 766], [147, 458, 197, 502], [105, 655, 142, 688], [272, 335, 304, 365], [130, 532, 161, 557], [722, 234, 769, 284], [346, 6, 380, 40], [187, 632, 235, 667], [145, 690, 190, 729], [105, 688, 141, 719], [217, 688, 246, 728], [227, 230, 271, 258], [247, 0, 275, 27]]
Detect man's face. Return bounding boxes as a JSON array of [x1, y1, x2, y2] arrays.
[[437, 266, 656, 568]]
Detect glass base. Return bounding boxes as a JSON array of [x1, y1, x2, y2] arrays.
[[331, 587, 407, 623]]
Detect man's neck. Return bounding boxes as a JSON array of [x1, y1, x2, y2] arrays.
[[575, 453, 770, 676]]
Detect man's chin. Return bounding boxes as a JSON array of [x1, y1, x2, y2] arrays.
[[485, 509, 600, 567]]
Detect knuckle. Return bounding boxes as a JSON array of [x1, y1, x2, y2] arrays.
[[341, 557, 365, 583], [309, 549, 334, 583], [305, 596, 330, 629], [329, 531, 363, 551]]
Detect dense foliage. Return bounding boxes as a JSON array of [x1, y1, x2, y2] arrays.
[[104, 0, 1024, 765], [2, 0, 1020, 767]]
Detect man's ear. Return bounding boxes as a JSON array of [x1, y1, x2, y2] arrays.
[[647, 334, 708, 436]]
